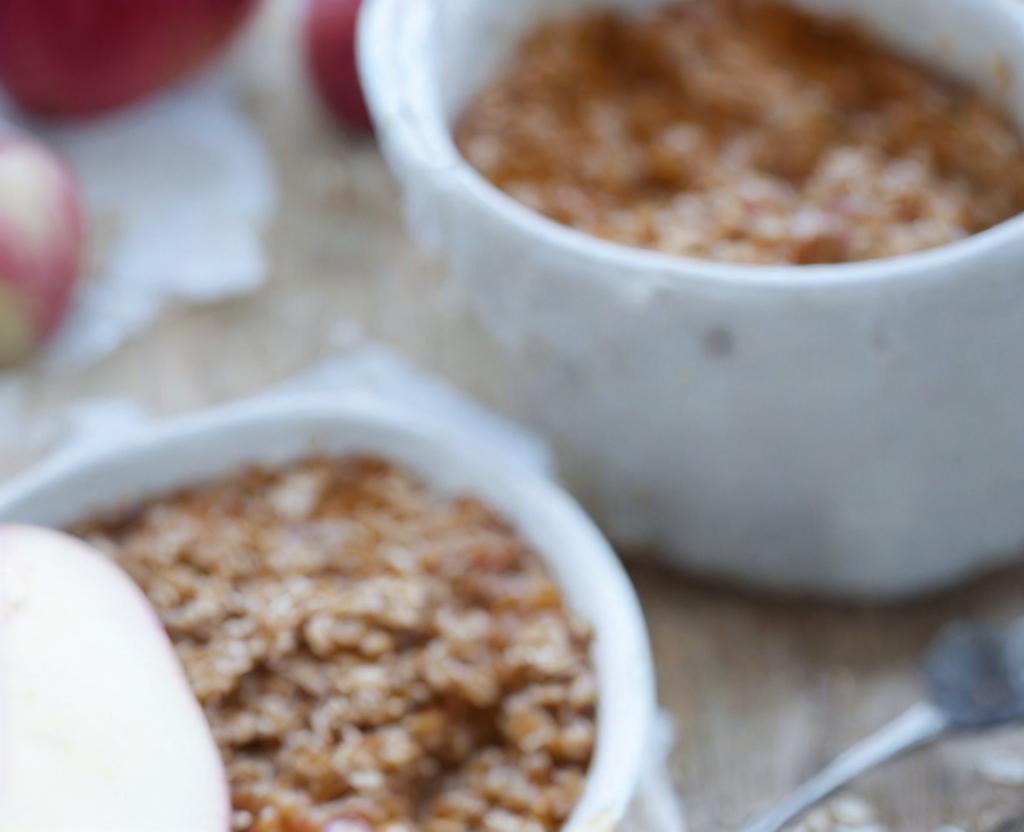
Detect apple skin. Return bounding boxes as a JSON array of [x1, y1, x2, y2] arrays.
[[306, 0, 373, 133], [0, 0, 259, 118], [0, 136, 83, 367], [0, 525, 230, 832]]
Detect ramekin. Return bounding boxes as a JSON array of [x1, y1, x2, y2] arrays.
[[360, 0, 1024, 599], [0, 397, 656, 831]]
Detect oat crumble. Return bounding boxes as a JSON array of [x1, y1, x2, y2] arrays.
[[76, 457, 596, 832], [456, 0, 1024, 265]]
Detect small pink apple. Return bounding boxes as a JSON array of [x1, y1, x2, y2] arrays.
[[0, 136, 83, 367], [0, 526, 230, 831], [306, 0, 373, 134]]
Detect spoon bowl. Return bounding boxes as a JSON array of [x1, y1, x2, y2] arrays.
[[925, 621, 1024, 729]]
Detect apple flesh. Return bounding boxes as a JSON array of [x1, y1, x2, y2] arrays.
[[0, 0, 258, 118], [0, 137, 84, 367], [0, 526, 229, 832], [306, 0, 373, 133]]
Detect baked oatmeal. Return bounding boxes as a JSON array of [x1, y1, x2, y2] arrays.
[[76, 457, 596, 832], [457, 0, 1024, 264]]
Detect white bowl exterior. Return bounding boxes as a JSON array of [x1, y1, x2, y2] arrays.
[[360, 0, 1024, 599], [0, 398, 655, 831]]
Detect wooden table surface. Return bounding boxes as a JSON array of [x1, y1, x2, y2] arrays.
[[5, 4, 1024, 830]]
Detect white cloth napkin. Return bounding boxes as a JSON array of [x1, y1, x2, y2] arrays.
[[0, 71, 275, 369], [50, 345, 686, 831]]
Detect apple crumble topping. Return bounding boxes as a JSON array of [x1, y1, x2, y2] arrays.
[[457, 0, 1024, 264], [76, 457, 596, 832]]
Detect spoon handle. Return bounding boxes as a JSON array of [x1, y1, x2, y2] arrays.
[[741, 702, 950, 832]]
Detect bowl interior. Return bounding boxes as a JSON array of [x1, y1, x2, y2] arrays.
[[432, 0, 1024, 136], [0, 398, 655, 831]]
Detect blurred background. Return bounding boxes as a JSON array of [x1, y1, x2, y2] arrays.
[[0, 0, 505, 471]]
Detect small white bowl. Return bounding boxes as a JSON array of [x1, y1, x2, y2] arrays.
[[0, 397, 656, 831], [360, 0, 1024, 599]]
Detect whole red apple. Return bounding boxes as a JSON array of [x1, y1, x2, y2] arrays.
[[0, 136, 83, 366], [0, 0, 259, 118], [306, 0, 373, 133]]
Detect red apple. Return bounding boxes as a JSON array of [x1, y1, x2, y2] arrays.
[[0, 526, 230, 830], [306, 0, 373, 133], [0, 136, 83, 367], [0, 0, 259, 118]]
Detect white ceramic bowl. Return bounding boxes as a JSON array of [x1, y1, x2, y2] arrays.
[[360, 0, 1024, 600], [0, 398, 655, 831]]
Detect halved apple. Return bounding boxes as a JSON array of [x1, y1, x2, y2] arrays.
[[0, 526, 229, 832]]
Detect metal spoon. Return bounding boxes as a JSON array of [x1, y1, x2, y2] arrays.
[[990, 820, 1024, 832], [742, 620, 1024, 832]]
